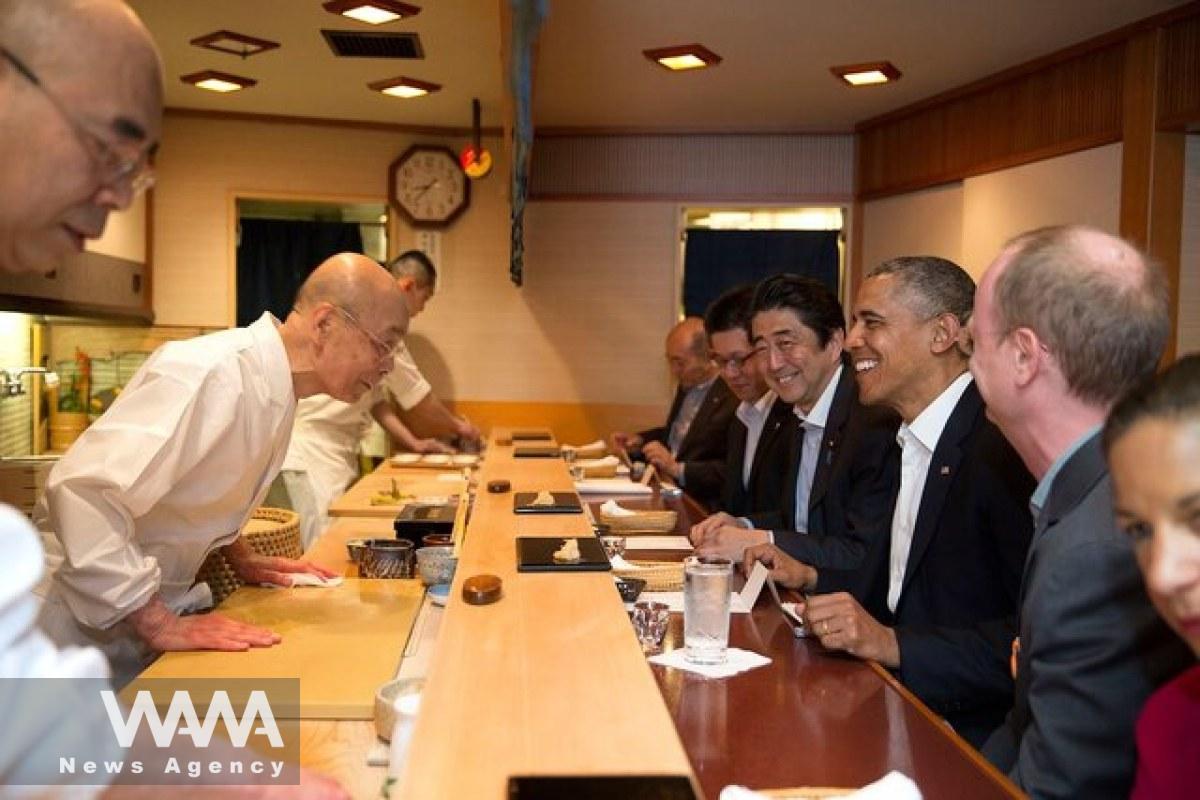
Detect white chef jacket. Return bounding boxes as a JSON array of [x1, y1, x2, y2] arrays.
[[2, 504, 118, 794], [281, 341, 432, 545], [33, 313, 296, 680]]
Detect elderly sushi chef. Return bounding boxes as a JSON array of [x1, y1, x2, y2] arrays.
[[33, 253, 409, 684]]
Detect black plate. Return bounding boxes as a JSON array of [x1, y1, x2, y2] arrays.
[[513, 446, 561, 458], [513, 492, 582, 514], [516, 537, 611, 572], [508, 775, 697, 799]]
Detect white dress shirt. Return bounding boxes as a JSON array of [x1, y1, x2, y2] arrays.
[[792, 365, 843, 534], [886, 371, 974, 613], [735, 390, 777, 488], [33, 313, 296, 681]]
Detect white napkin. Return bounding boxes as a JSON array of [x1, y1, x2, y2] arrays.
[[720, 770, 922, 800], [625, 536, 693, 551], [562, 439, 606, 456], [609, 554, 640, 570], [575, 479, 653, 495], [289, 573, 343, 588], [648, 647, 771, 679], [168, 583, 214, 614], [599, 499, 637, 517], [578, 455, 620, 468]]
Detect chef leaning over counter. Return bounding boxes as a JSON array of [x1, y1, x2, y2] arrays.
[[34, 253, 408, 685]]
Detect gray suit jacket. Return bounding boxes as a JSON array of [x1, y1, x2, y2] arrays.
[[982, 432, 1190, 799]]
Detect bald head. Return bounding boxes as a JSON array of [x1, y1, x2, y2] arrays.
[[295, 253, 409, 339], [990, 225, 1168, 406], [0, 0, 163, 275], [665, 316, 715, 389]]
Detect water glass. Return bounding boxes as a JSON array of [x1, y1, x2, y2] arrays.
[[599, 535, 626, 560], [631, 601, 670, 651], [569, 464, 586, 481], [683, 555, 733, 664]]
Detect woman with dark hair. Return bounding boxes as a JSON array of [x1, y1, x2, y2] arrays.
[[1104, 354, 1200, 800]]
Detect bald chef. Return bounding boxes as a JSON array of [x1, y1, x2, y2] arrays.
[[34, 253, 409, 684]]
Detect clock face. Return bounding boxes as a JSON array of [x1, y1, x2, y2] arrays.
[[389, 146, 470, 228]]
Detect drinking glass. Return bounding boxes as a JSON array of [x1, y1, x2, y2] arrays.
[[631, 601, 670, 651], [683, 555, 733, 664]]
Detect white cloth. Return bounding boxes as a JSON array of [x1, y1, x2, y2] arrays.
[[720, 770, 922, 800], [281, 342, 432, 545], [1, 504, 115, 795], [33, 313, 296, 681], [647, 646, 771, 678], [734, 391, 776, 488], [792, 365, 842, 533], [886, 372, 973, 613]]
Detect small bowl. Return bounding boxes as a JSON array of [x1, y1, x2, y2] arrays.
[[427, 583, 451, 606], [422, 533, 454, 548], [374, 677, 424, 741], [346, 538, 369, 564], [415, 545, 458, 586]]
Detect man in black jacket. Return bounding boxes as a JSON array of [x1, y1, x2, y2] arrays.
[[746, 257, 1034, 748], [692, 275, 898, 604], [703, 285, 795, 519], [610, 317, 737, 509]]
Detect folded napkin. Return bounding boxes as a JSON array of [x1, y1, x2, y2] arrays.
[[283, 574, 344, 588], [648, 647, 770, 679], [599, 499, 637, 517], [578, 455, 620, 469], [720, 770, 922, 800], [609, 554, 640, 570], [530, 490, 557, 506], [562, 439, 606, 456], [625, 536, 693, 551], [575, 479, 653, 495]]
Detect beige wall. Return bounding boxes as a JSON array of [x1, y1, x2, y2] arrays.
[[860, 144, 1123, 282], [1178, 135, 1200, 357], [960, 143, 1122, 276], [860, 184, 964, 274]]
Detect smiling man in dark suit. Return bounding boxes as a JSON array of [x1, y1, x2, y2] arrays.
[[692, 275, 897, 603], [745, 257, 1035, 747], [702, 285, 795, 519], [611, 316, 738, 509]]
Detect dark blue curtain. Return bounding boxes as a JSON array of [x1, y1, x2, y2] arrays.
[[682, 229, 839, 317], [236, 219, 365, 326]]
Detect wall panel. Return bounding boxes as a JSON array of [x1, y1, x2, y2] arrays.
[[1178, 135, 1200, 356]]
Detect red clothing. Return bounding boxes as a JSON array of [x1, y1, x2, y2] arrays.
[[1131, 664, 1200, 799]]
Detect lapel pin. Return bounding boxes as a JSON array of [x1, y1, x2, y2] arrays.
[[940, 465, 951, 475]]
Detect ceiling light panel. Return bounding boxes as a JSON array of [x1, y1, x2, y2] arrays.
[[643, 44, 722, 71], [830, 61, 901, 87], [323, 0, 421, 25], [180, 70, 257, 93]]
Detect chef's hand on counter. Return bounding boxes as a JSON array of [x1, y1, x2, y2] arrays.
[[413, 436, 454, 455], [454, 414, 482, 445], [127, 595, 282, 652], [223, 537, 338, 587]]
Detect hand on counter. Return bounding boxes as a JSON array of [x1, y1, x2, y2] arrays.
[[690, 511, 741, 542], [454, 414, 481, 444], [413, 436, 454, 455], [693, 524, 768, 561], [742, 543, 817, 593], [127, 595, 282, 652], [802, 592, 900, 668], [224, 537, 338, 587], [641, 441, 682, 480]]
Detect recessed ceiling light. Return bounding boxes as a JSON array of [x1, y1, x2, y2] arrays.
[[180, 70, 257, 93], [643, 44, 722, 71], [323, 0, 421, 25], [368, 75, 441, 98], [189, 30, 279, 58], [830, 61, 902, 87]]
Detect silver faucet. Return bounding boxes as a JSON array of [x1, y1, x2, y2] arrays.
[[0, 367, 60, 398]]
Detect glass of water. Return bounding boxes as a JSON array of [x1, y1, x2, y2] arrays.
[[683, 555, 733, 664]]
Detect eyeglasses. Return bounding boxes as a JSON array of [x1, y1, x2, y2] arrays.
[[333, 305, 397, 363], [711, 352, 755, 373], [1, 46, 156, 195]]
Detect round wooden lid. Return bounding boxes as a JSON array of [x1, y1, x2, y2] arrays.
[[462, 574, 503, 605]]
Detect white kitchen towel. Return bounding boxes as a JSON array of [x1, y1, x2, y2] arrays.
[[648, 647, 770, 679], [719, 770, 922, 800], [285, 574, 344, 588]]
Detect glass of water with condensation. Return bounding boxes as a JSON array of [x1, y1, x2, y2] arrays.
[[683, 555, 733, 664]]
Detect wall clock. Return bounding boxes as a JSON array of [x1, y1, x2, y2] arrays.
[[388, 145, 470, 228]]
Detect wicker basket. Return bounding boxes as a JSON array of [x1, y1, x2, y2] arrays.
[[580, 463, 618, 478], [600, 509, 679, 533], [612, 560, 684, 592], [193, 507, 302, 606]]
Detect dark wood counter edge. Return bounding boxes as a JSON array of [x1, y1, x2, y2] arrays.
[[865, 661, 1027, 800]]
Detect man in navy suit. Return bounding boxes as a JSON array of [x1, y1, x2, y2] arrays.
[[971, 226, 1191, 797], [747, 257, 1034, 747], [611, 317, 737, 509], [702, 285, 795, 519], [692, 275, 897, 604]]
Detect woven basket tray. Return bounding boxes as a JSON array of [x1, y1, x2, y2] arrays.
[[600, 509, 679, 533], [580, 463, 618, 478], [193, 507, 302, 606], [612, 560, 684, 592]]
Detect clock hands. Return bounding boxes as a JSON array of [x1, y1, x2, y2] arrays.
[[414, 179, 440, 200]]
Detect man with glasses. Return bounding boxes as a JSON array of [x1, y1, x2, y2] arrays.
[[692, 274, 898, 606], [701, 285, 795, 519], [0, 0, 161, 275], [33, 253, 407, 686], [278, 250, 480, 547], [610, 316, 738, 509]]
